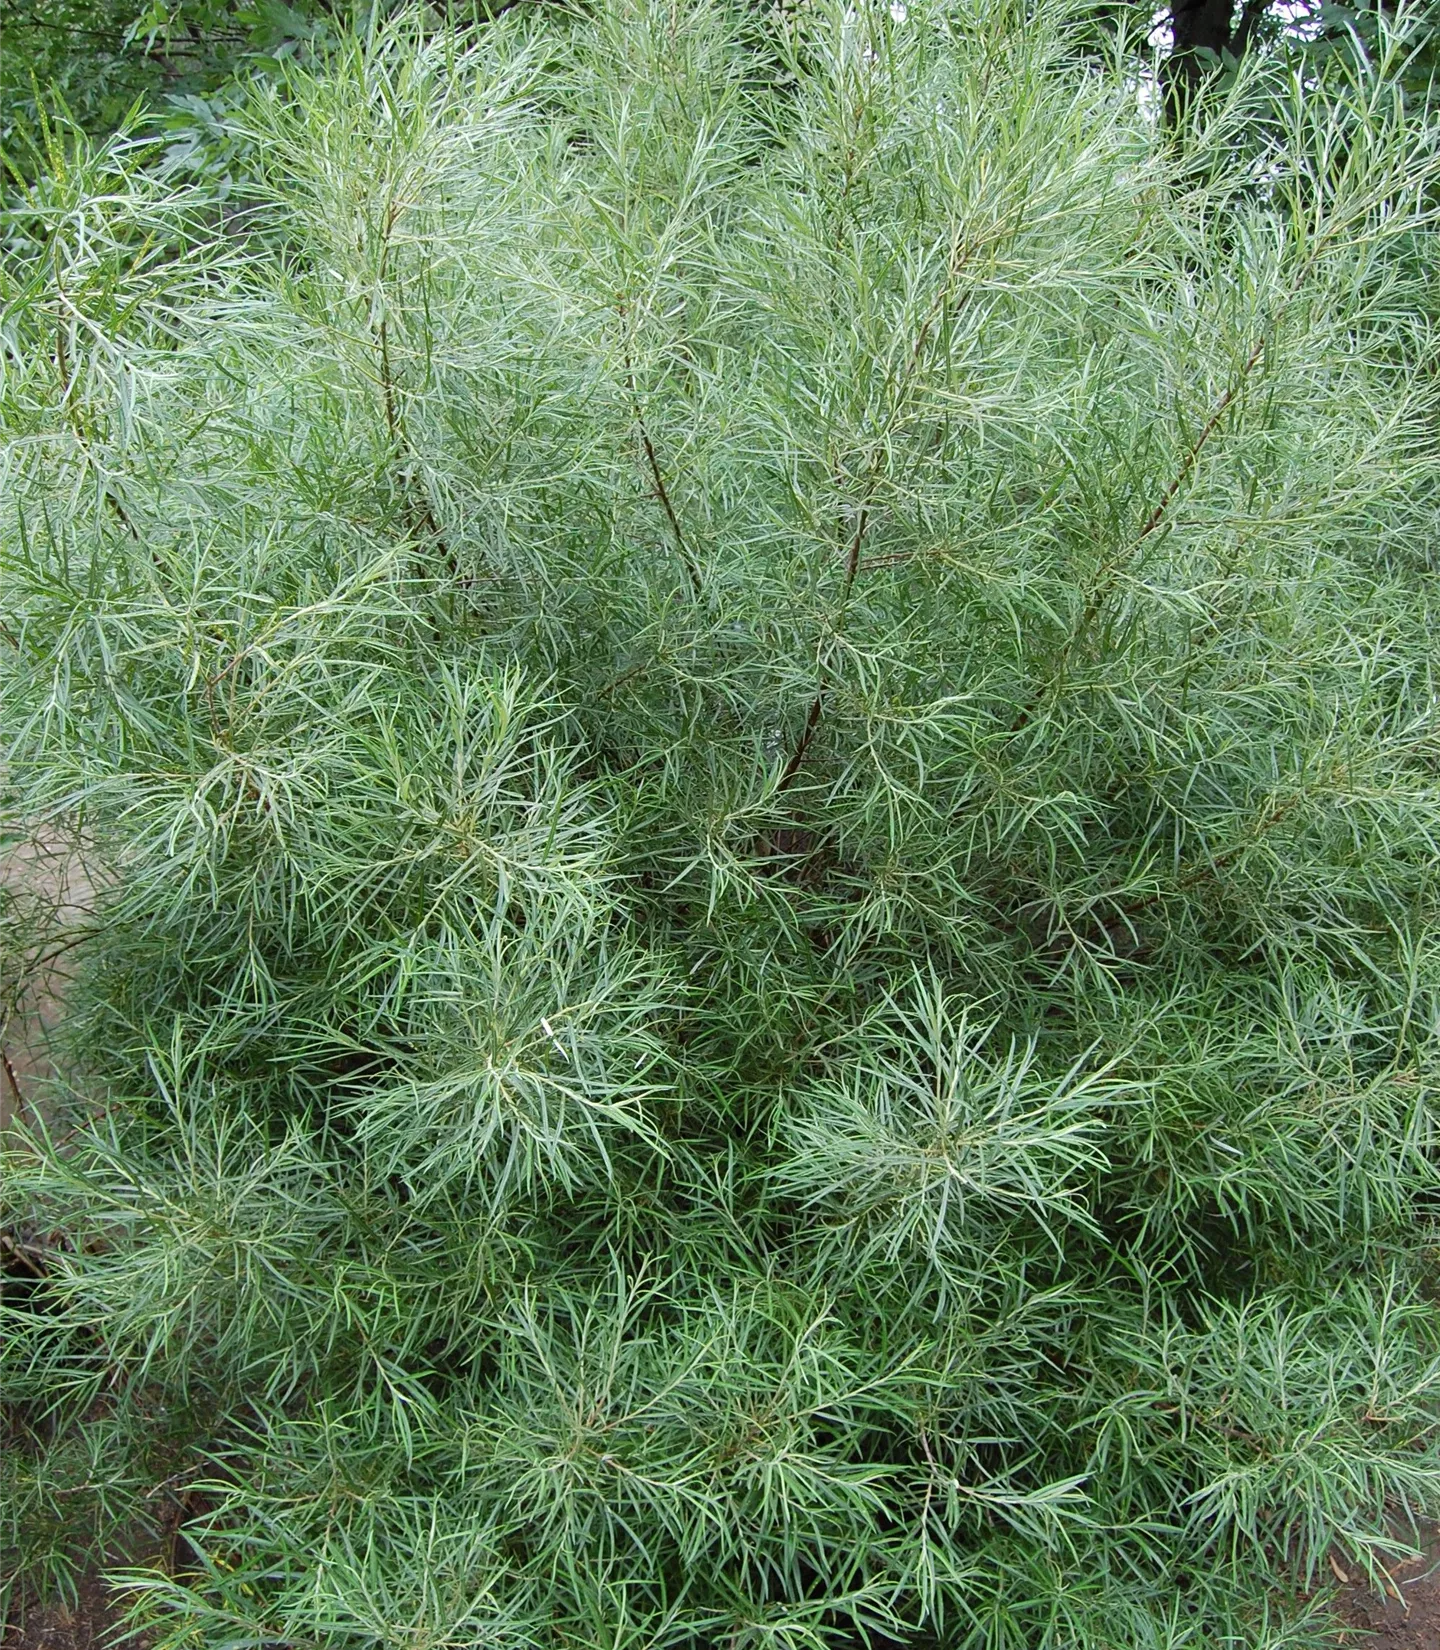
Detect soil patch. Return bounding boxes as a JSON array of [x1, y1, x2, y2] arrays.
[[1, 830, 96, 1137], [2, 1567, 143, 1650], [1330, 1535, 1440, 1648]]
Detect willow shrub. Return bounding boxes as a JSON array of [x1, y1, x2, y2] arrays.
[[4, 2, 1440, 1644]]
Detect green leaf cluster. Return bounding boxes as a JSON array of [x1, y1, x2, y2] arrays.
[[4, 3, 1440, 1643]]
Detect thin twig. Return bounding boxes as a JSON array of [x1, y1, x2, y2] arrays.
[[379, 316, 398, 444], [1134, 335, 1267, 548], [623, 350, 702, 598], [52, 288, 143, 545], [773, 225, 985, 790], [370, 201, 460, 580], [595, 657, 656, 701], [842, 503, 871, 590], [1, 1045, 26, 1126], [1009, 332, 1269, 735], [776, 692, 826, 794], [774, 490, 874, 793], [0, 1230, 46, 1278]]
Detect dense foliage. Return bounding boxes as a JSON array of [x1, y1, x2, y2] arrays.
[[5, 1, 1440, 1643], [0, 0, 338, 174]]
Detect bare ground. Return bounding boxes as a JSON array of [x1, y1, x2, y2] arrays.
[[1330, 1539, 1440, 1649], [1, 830, 96, 1139], [3, 1569, 150, 1650]]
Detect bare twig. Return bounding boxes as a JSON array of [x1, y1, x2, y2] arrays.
[[1133, 335, 1268, 548], [773, 225, 987, 790], [0, 1229, 46, 1278], [1009, 331, 1269, 735], [776, 691, 826, 794], [623, 350, 702, 598], [1, 1044, 27, 1131], [370, 197, 460, 581]]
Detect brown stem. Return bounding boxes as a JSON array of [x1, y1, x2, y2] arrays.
[[772, 224, 987, 789], [1, 1045, 26, 1128], [163, 1481, 205, 1578], [777, 691, 826, 794], [774, 494, 875, 790], [0, 1229, 45, 1277], [379, 315, 398, 443], [1134, 335, 1267, 547], [1022, 783, 1312, 964], [623, 352, 702, 598], [1009, 332, 1268, 736], [55, 316, 70, 395], [1121, 788, 1305, 921], [595, 657, 656, 701], [368, 198, 460, 582], [51, 286, 142, 545], [842, 503, 871, 591], [103, 486, 141, 543]]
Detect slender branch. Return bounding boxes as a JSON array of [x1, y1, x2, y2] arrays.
[[379, 316, 398, 444], [1120, 787, 1306, 922], [773, 225, 986, 791], [775, 485, 877, 793], [842, 502, 871, 591], [623, 351, 702, 598], [1018, 781, 1318, 967], [370, 201, 459, 579], [1, 1045, 27, 1130], [776, 690, 826, 794], [1134, 335, 1267, 548], [0, 1229, 45, 1277], [640, 423, 700, 595], [53, 297, 142, 544], [1009, 332, 1268, 735], [102, 482, 141, 543], [595, 657, 656, 701], [4, 13, 134, 43]]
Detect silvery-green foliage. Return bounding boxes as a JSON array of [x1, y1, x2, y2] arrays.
[[4, 1, 1440, 1643]]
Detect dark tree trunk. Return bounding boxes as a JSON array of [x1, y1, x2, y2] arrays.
[[1163, 0, 1235, 125]]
